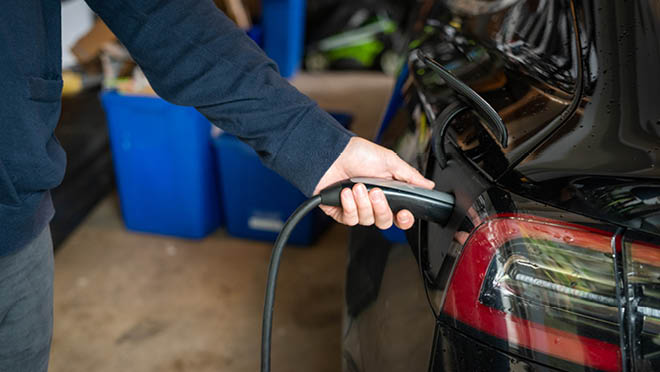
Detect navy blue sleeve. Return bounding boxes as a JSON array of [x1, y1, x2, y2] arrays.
[[84, 0, 354, 196]]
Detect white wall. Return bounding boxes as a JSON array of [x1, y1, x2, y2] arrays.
[[62, 0, 94, 69]]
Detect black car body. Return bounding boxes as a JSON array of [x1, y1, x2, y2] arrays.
[[343, 1, 660, 371]]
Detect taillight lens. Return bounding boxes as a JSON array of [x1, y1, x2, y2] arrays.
[[442, 215, 622, 371], [625, 238, 660, 370]]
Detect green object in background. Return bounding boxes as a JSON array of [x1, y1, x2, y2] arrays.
[[305, 17, 398, 73], [326, 40, 384, 67], [317, 18, 395, 51]]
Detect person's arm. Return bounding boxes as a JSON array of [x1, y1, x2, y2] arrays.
[[84, 0, 351, 196], [84, 0, 435, 230]]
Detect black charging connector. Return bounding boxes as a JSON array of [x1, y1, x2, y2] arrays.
[[261, 178, 454, 372], [320, 178, 454, 223]]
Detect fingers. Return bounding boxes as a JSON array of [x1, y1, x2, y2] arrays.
[[386, 152, 435, 189], [318, 205, 343, 224], [319, 173, 421, 230], [352, 184, 375, 226], [369, 188, 393, 229], [340, 187, 359, 226], [319, 188, 367, 227], [394, 209, 414, 230], [320, 184, 409, 230]]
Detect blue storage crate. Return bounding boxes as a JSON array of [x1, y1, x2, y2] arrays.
[[214, 112, 352, 245], [262, 0, 306, 78], [246, 25, 264, 48], [101, 92, 222, 238]]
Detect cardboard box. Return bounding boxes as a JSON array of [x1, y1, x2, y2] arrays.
[[71, 19, 117, 65]]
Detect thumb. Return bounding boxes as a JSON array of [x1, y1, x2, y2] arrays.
[[388, 154, 435, 189]]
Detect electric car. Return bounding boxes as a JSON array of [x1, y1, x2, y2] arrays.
[[342, 1, 660, 371]]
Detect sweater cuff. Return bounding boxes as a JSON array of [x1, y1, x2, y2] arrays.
[[271, 107, 354, 196]]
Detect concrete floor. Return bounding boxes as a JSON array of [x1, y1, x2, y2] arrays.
[[50, 72, 394, 372]]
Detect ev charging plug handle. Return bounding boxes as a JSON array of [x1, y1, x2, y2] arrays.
[[319, 177, 454, 223], [261, 178, 455, 372]]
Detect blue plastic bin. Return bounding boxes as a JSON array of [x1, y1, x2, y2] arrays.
[[101, 92, 222, 238], [246, 25, 264, 48], [262, 0, 306, 78], [214, 112, 352, 245]]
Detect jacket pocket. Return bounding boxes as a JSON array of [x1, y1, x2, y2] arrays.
[[27, 77, 63, 102], [26, 76, 63, 132]]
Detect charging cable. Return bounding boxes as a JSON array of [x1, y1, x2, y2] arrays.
[[261, 178, 454, 372]]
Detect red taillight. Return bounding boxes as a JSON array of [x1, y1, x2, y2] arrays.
[[625, 238, 660, 370], [442, 215, 622, 371]]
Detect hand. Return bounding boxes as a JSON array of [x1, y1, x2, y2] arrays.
[[313, 137, 435, 230]]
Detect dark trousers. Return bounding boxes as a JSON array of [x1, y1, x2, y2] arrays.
[[0, 226, 53, 372]]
